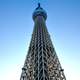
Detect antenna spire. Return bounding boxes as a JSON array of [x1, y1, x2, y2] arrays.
[[38, 3, 40, 7]]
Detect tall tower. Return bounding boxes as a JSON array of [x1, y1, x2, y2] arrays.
[[20, 3, 66, 80]]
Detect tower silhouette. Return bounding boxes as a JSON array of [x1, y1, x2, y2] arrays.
[[20, 3, 66, 80]]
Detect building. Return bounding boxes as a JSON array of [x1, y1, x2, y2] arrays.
[[20, 3, 66, 80]]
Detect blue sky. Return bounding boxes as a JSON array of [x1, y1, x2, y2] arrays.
[[0, 0, 80, 80]]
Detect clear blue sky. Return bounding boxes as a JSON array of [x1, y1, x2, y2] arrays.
[[0, 0, 80, 80]]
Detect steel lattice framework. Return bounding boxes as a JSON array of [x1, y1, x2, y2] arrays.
[[20, 3, 66, 80]]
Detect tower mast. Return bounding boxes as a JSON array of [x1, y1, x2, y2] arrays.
[[20, 3, 66, 80]]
